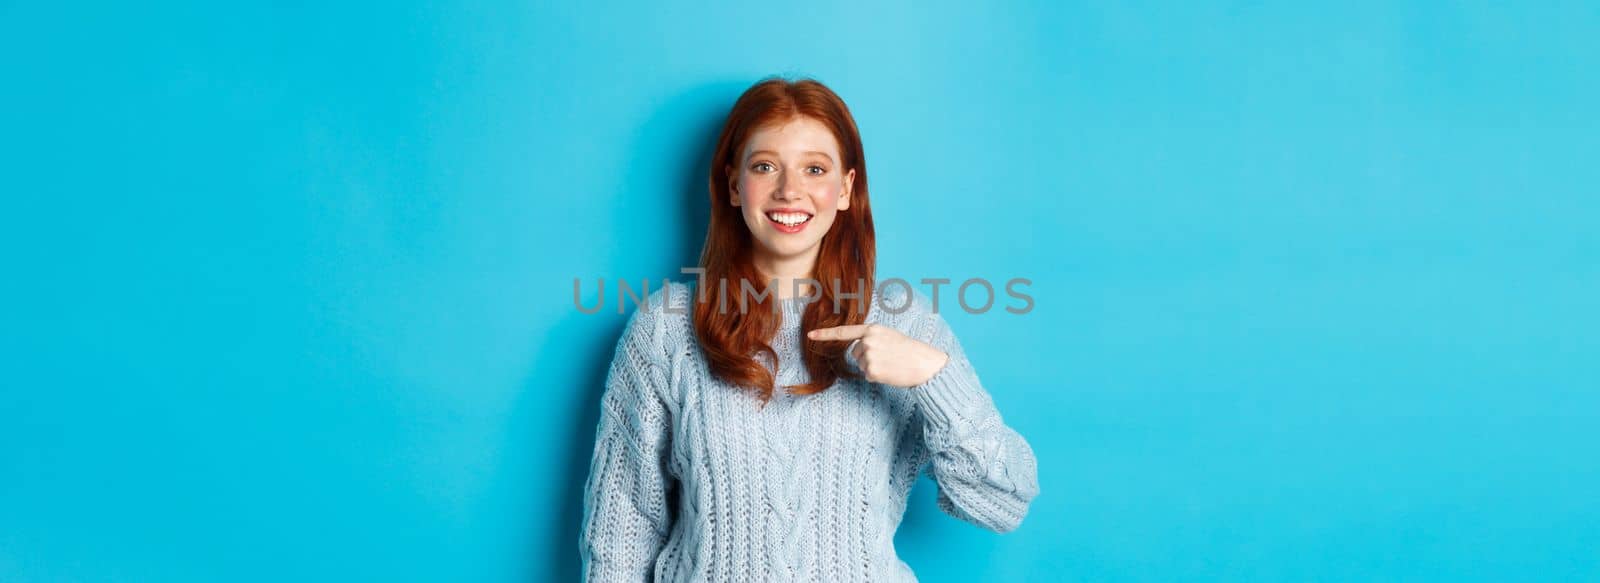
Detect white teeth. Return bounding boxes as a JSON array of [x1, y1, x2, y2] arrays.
[[766, 211, 811, 226]]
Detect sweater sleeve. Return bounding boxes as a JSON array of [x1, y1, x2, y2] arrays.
[[908, 309, 1040, 533], [579, 301, 677, 581]]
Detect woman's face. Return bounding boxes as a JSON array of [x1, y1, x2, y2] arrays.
[[727, 116, 856, 274]]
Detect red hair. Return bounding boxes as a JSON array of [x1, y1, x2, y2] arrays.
[[695, 77, 876, 401]]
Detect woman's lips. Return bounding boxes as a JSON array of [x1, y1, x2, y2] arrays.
[[766, 211, 812, 234]]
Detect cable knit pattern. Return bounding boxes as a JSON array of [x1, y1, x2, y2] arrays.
[[579, 281, 1040, 582]]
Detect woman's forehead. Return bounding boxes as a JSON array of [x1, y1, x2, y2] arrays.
[[743, 118, 840, 158]]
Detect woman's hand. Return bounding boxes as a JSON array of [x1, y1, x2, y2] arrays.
[[808, 324, 949, 388]]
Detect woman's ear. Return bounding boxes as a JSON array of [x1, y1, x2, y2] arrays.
[[726, 165, 740, 207], [838, 168, 856, 211]]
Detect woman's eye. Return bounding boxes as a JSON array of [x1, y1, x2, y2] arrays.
[[807, 166, 826, 175], [752, 162, 774, 172]]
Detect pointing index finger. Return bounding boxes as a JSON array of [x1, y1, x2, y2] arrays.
[[807, 324, 871, 341]]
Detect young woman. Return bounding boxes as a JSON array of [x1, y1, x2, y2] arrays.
[[579, 77, 1039, 582]]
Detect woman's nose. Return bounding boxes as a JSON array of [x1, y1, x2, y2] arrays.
[[772, 172, 803, 201]]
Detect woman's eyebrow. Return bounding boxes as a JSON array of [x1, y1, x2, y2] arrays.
[[748, 149, 835, 163]]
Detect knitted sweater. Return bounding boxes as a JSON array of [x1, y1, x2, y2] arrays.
[[579, 281, 1039, 582]]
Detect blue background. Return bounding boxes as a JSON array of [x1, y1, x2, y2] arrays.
[[3, 2, 1597, 581]]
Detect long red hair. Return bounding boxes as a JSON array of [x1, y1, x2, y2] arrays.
[[695, 77, 876, 401]]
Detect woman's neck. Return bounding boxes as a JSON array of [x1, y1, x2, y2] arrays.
[[753, 248, 819, 300]]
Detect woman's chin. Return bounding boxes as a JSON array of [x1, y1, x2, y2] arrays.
[[753, 240, 822, 262]]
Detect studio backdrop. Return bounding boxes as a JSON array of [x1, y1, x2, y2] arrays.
[[3, 2, 1596, 581]]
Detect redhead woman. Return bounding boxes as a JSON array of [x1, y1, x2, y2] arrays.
[[579, 77, 1039, 582]]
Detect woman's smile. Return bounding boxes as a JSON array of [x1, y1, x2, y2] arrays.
[[765, 208, 814, 233]]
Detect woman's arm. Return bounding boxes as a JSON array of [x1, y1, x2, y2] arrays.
[[806, 297, 1041, 533], [579, 302, 677, 581], [908, 309, 1040, 534]]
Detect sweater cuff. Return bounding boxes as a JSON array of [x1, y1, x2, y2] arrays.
[[911, 354, 989, 431]]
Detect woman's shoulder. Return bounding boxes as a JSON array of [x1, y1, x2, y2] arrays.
[[631, 279, 695, 319], [618, 280, 697, 359]]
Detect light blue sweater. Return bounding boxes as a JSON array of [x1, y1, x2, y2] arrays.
[[579, 281, 1039, 582]]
